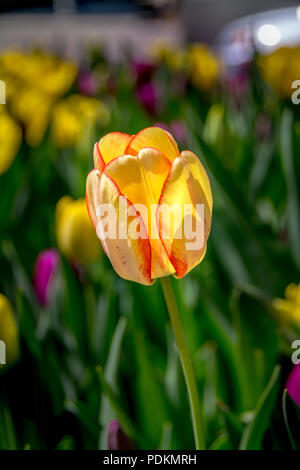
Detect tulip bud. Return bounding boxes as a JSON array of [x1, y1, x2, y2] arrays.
[[86, 127, 212, 285], [33, 249, 60, 306], [56, 196, 102, 265], [107, 420, 134, 450], [0, 293, 19, 367], [286, 363, 300, 407]]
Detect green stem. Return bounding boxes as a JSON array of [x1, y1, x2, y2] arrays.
[[160, 277, 206, 450]]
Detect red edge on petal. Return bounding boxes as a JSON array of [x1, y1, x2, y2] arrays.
[[103, 131, 132, 141], [102, 173, 152, 285], [102, 154, 130, 170], [99, 132, 133, 164], [124, 133, 136, 154], [164, 130, 180, 155], [85, 169, 98, 229], [86, 170, 108, 256], [94, 142, 105, 171]]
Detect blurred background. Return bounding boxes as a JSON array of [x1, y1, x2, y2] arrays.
[[1, 0, 300, 450]]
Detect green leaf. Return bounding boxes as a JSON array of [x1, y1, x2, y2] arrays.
[[61, 258, 87, 359], [218, 401, 243, 449], [158, 422, 173, 450], [65, 399, 99, 438], [164, 325, 181, 409], [209, 432, 230, 450], [282, 389, 300, 450], [98, 316, 127, 449], [96, 365, 144, 448], [239, 365, 281, 449], [16, 289, 42, 359], [56, 435, 75, 450], [280, 108, 300, 268], [185, 117, 256, 231], [249, 139, 275, 198], [0, 402, 17, 450], [133, 330, 170, 448]]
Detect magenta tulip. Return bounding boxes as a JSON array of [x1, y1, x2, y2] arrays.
[[33, 249, 60, 306], [286, 363, 300, 407]]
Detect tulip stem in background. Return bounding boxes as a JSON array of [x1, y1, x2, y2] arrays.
[[160, 277, 206, 450]]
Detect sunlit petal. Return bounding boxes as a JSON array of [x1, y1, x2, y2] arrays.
[[158, 151, 212, 278], [126, 127, 179, 162], [98, 132, 132, 165]]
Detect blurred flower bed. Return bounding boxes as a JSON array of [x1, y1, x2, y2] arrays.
[[0, 41, 300, 450]]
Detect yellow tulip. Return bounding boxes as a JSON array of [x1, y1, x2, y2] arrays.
[[0, 110, 22, 175], [258, 46, 300, 98], [11, 86, 53, 147], [51, 94, 109, 148], [151, 40, 187, 72], [273, 282, 300, 329], [187, 44, 220, 91], [0, 293, 19, 367], [56, 196, 102, 264], [0, 50, 77, 98], [0, 49, 77, 147], [86, 127, 213, 285]]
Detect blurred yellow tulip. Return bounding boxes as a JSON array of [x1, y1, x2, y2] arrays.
[[151, 40, 186, 72], [0, 110, 22, 174], [187, 44, 220, 91], [51, 94, 109, 148], [86, 127, 213, 285], [56, 196, 102, 264], [0, 50, 76, 98], [0, 293, 19, 367], [11, 86, 53, 147], [0, 49, 77, 147], [258, 46, 300, 98], [273, 283, 300, 329], [151, 41, 220, 88]]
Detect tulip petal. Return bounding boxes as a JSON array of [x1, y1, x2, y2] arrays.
[[86, 170, 152, 285], [126, 127, 180, 162], [180, 151, 213, 214], [158, 151, 212, 278], [86, 169, 101, 229], [103, 149, 175, 279], [93, 142, 105, 170], [98, 132, 132, 165], [104, 148, 170, 208]]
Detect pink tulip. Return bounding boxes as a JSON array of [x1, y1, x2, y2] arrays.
[[136, 82, 159, 115], [33, 249, 60, 306], [286, 363, 300, 407]]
